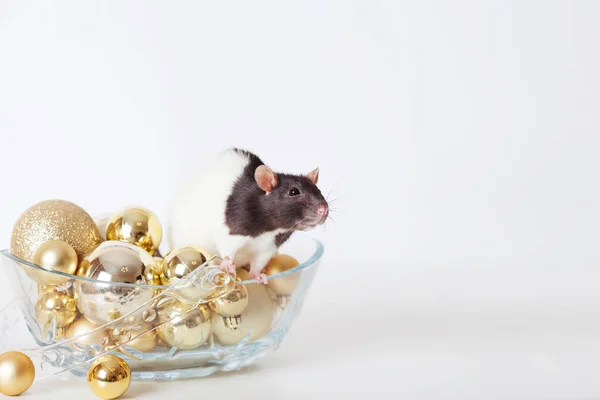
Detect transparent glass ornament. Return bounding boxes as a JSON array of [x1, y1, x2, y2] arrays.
[[0, 232, 322, 381]]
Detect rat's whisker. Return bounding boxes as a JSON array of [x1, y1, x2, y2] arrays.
[[328, 196, 342, 204], [326, 189, 334, 201]]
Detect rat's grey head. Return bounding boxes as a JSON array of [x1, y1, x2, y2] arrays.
[[255, 165, 329, 231]]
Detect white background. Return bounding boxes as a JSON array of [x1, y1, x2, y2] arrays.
[[1, 1, 600, 399]]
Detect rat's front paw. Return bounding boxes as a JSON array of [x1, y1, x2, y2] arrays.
[[219, 256, 236, 274], [249, 271, 269, 285]]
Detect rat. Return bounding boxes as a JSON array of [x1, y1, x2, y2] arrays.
[[167, 147, 329, 284]]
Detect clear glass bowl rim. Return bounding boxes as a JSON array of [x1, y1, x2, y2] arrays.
[[0, 232, 324, 289]]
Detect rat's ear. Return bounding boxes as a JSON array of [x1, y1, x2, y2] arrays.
[[306, 167, 319, 185], [255, 165, 278, 192]]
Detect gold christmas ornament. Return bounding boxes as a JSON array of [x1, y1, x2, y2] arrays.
[[66, 317, 108, 350], [160, 246, 212, 286], [35, 288, 77, 337], [209, 283, 249, 316], [94, 213, 112, 240], [211, 269, 277, 345], [146, 257, 164, 291], [73, 241, 158, 325], [106, 206, 162, 256], [112, 322, 158, 353], [209, 283, 249, 329], [37, 284, 55, 296], [0, 351, 35, 396], [263, 254, 301, 296], [127, 325, 158, 353], [276, 295, 291, 309], [236, 268, 250, 280], [87, 355, 131, 400], [31, 240, 78, 285], [11, 199, 103, 263], [156, 300, 212, 349]]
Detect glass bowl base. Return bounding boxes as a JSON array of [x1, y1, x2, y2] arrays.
[[45, 328, 286, 381]]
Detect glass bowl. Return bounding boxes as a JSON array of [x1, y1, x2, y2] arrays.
[[0, 231, 323, 381]]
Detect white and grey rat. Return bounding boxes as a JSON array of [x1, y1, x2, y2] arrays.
[[167, 148, 329, 284]]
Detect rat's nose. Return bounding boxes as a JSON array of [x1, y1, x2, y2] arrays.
[[317, 204, 328, 217]]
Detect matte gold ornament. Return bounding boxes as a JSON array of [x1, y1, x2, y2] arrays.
[[212, 269, 277, 345], [106, 206, 162, 256], [160, 246, 212, 286], [156, 300, 212, 349], [11, 199, 103, 263], [0, 351, 35, 396], [87, 355, 131, 400], [66, 317, 108, 350], [73, 241, 158, 325], [31, 240, 78, 285], [35, 288, 77, 337], [263, 254, 301, 296]]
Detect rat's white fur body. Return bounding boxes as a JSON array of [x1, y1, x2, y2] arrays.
[[167, 149, 282, 280]]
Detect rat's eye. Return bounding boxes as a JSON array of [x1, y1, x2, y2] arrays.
[[289, 188, 300, 196]]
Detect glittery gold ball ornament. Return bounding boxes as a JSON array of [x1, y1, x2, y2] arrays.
[[11, 199, 103, 263], [0, 351, 35, 396], [160, 246, 212, 286], [35, 288, 77, 338], [211, 269, 277, 345], [156, 299, 212, 349], [31, 240, 78, 285], [66, 317, 108, 350], [73, 241, 159, 325], [263, 254, 301, 296], [106, 206, 162, 256], [87, 355, 131, 400]]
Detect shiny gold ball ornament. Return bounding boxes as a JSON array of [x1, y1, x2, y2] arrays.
[[156, 300, 212, 349], [37, 284, 55, 296], [87, 355, 131, 400], [35, 288, 77, 337], [66, 317, 108, 349], [73, 241, 159, 325], [11, 199, 103, 263], [0, 351, 35, 396], [147, 257, 164, 289], [110, 322, 158, 353], [31, 240, 78, 285], [160, 246, 212, 286], [209, 283, 249, 329], [127, 324, 159, 353], [211, 269, 277, 345], [106, 206, 162, 256], [94, 213, 113, 241], [263, 254, 301, 296]]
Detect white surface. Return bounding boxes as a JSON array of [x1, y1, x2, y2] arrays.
[[0, 1, 599, 398]]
